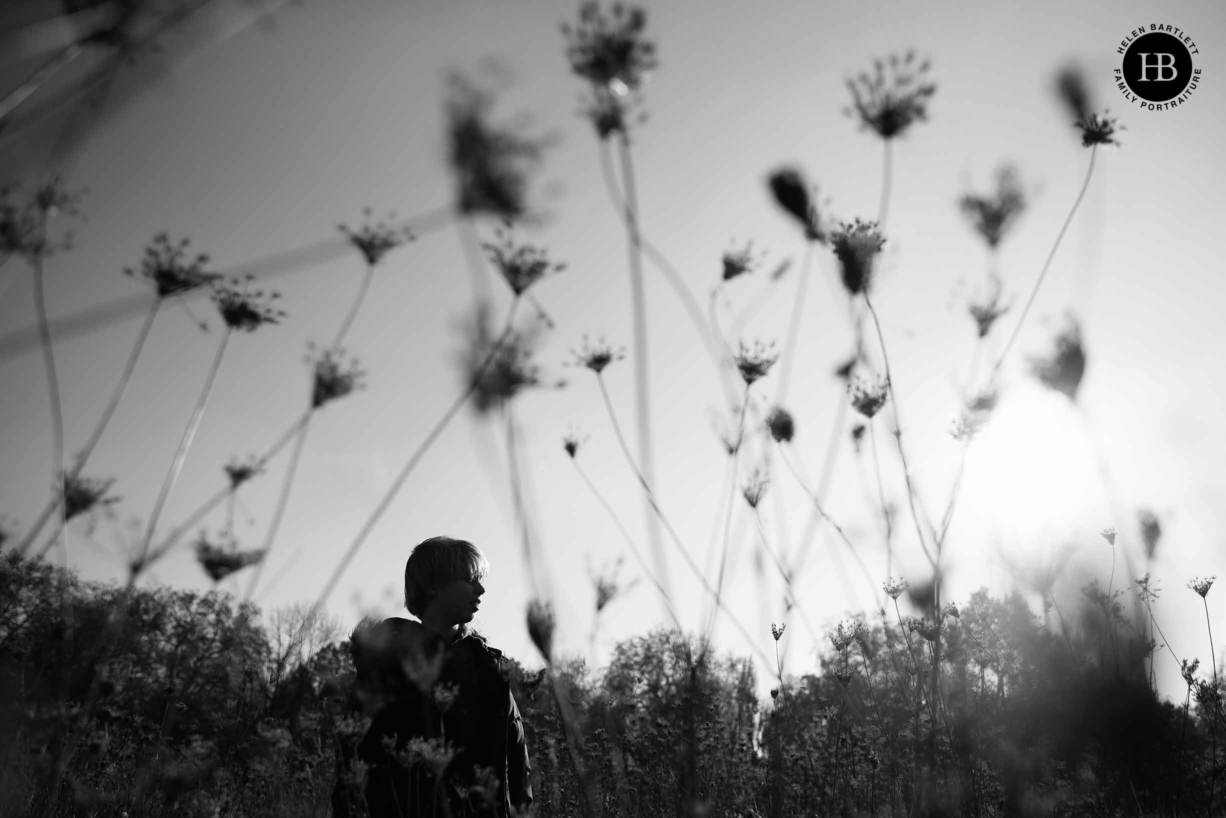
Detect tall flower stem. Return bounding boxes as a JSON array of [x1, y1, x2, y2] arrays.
[[1206, 595, 1219, 814], [17, 297, 161, 556], [594, 373, 772, 667], [774, 242, 816, 407], [244, 417, 313, 600], [988, 146, 1099, 387], [503, 402, 542, 600], [1205, 598, 1218, 686], [785, 385, 850, 582], [750, 508, 820, 651], [868, 421, 895, 574], [29, 214, 67, 563], [312, 298, 521, 610], [707, 386, 750, 638], [135, 328, 233, 568], [878, 139, 894, 230]]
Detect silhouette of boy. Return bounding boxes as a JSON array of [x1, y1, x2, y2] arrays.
[[332, 536, 532, 817]]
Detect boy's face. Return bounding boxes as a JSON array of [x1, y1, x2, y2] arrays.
[[425, 572, 486, 627]]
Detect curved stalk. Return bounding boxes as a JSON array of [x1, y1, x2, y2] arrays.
[[774, 241, 815, 407], [706, 386, 750, 639], [244, 415, 313, 600], [29, 214, 67, 560]]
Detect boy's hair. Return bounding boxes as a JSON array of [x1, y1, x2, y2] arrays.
[[404, 536, 490, 617]]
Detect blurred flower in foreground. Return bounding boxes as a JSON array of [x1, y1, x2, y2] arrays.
[[211, 275, 286, 332], [338, 208, 414, 266], [482, 222, 566, 296], [561, 2, 657, 93], [967, 278, 1011, 339], [194, 531, 264, 583], [1138, 510, 1161, 560], [845, 51, 936, 140], [959, 165, 1027, 250], [570, 335, 625, 375], [851, 423, 867, 454], [1055, 65, 1093, 124], [124, 233, 220, 298], [1100, 527, 1117, 546], [60, 473, 120, 521], [733, 340, 779, 386], [0, 177, 84, 261], [951, 385, 998, 441], [579, 85, 647, 140], [830, 219, 886, 296], [1027, 315, 1086, 401], [446, 71, 551, 222], [562, 426, 588, 459], [591, 556, 634, 613], [721, 240, 765, 281], [527, 598, 556, 662], [457, 303, 549, 414], [848, 373, 889, 419], [765, 406, 795, 443], [741, 468, 769, 509], [308, 345, 366, 409], [767, 168, 825, 243], [1188, 576, 1215, 599]]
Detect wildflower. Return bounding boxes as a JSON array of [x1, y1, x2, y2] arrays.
[[951, 386, 998, 441], [959, 165, 1027, 249], [765, 406, 795, 443], [563, 427, 588, 458], [403, 736, 456, 777], [710, 406, 744, 456], [446, 71, 550, 221], [578, 84, 646, 139], [124, 234, 220, 298], [910, 618, 940, 642], [722, 240, 765, 281], [527, 598, 556, 662], [967, 277, 1011, 338], [1101, 527, 1116, 546], [571, 335, 626, 374], [829, 219, 886, 296], [432, 682, 460, 714], [483, 222, 566, 296], [472, 334, 541, 412], [883, 577, 908, 600], [591, 559, 632, 613], [561, 2, 658, 93], [210, 275, 286, 332], [194, 532, 264, 583], [1055, 65, 1093, 123], [1188, 576, 1216, 599], [850, 423, 867, 453], [771, 622, 786, 642], [1075, 111, 1122, 148], [60, 473, 120, 521], [308, 345, 366, 409], [835, 670, 853, 688], [741, 469, 769, 509], [1181, 658, 1201, 687], [848, 373, 889, 419], [1138, 510, 1161, 560], [943, 602, 960, 620], [845, 51, 937, 140], [1027, 316, 1086, 401], [338, 208, 413, 266], [766, 168, 825, 242], [224, 456, 262, 488], [830, 621, 862, 652], [733, 339, 779, 386], [1134, 573, 1160, 604], [0, 178, 84, 261]]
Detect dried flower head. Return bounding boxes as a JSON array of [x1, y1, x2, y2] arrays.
[[765, 406, 795, 443], [526, 598, 556, 662], [125, 233, 220, 298], [59, 473, 120, 521], [1181, 658, 1201, 688], [1100, 527, 1117, 546], [446, 72, 550, 221], [482, 222, 566, 296], [224, 456, 262, 488], [766, 168, 825, 243], [835, 670, 854, 688], [1055, 65, 1093, 124], [733, 339, 779, 386], [1075, 111, 1122, 148], [194, 532, 264, 583], [845, 51, 936, 140], [1138, 510, 1161, 561], [308, 345, 366, 409], [211, 275, 285, 332], [967, 279, 1011, 339], [722, 240, 766, 281], [741, 469, 769, 509], [1188, 576, 1216, 599], [0, 179, 85, 261], [1027, 315, 1086, 401], [883, 577, 908, 600], [829, 219, 886, 296], [848, 373, 889, 419], [561, 2, 657, 93], [1134, 572, 1160, 605], [959, 165, 1027, 249], [338, 208, 414, 266], [571, 335, 625, 374], [830, 620, 863, 652], [457, 303, 548, 414], [771, 622, 786, 642]]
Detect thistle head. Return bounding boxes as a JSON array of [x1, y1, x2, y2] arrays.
[[829, 219, 886, 296], [1027, 315, 1086, 402], [845, 51, 936, 140], [561, 2, 657, 94], [308, 345, 366, 409], [211, 275, 286, 332], [338, 208, 413, 266], [194, 531, 264, 583], [766, 168, 825, 243], [741, 468, 769, 509], [733, 339, 779, 386], [482, 222, 566, 296], [848, 372, 889, 419], [830, 620, 863, 652], [125, 233, 220, 298], [765, 406, 795, 443], [959, 165, 1028, 250], [526, 598, 556, 663], [571, 335, 625, 374], [1188, 576, 1216, 599]]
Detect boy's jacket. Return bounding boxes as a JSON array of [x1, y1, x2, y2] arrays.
[[332, 617, 532, 817]]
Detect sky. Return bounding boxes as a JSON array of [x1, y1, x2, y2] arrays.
[[1, 0, 1224, 704]]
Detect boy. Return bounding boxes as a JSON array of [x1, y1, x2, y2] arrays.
[[333, 536, 533, 817]]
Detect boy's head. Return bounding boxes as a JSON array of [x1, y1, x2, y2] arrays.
[[404, 536, 490, 623]]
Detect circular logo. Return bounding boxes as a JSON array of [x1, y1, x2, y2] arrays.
[[1122, 33, 1192, 101]]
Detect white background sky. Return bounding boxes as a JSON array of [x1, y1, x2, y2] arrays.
[[1, 0, 1224, 703]]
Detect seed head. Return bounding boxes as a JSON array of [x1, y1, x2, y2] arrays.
[[848, 373, 889, 419], [959, 165, 1027, 249], [771, 622, 786, 642], [766, 168, 825, 243], [721, 240, 766, 281], [1138, 510, 1161, 561], [432, 682, 460, 714], [59, 473, 120, 521], [883, 577, 908, 600], [1188, 576, 1216, 599], [308, 345, 366, 409], [571, 335, 625, 375], [483, 222, 566, 296], [561, 2, 657, 94], [1075, 112, 1122, 148], [458, 303, 547, 414], [526, 598, 556, 662], [211, 275, 285, 332], [967, 280, 1011, 339], [1055, 65, 1093, 123], [1027, 315, 1086, 401], [765, 406, 795, 443], [733, 339, 779, 386], [1100, 527, 1116, 546], [741, 469, 769, 509], [845, 51, 936, 140], [404, 736, 457, 777], [830, 620, 863, 652], [578, 85, 648, 140], [563, 427, 589, 459], [194, 531, 264, 583], [125, 233, 220, 298], [829, 219, 886, 296], [0, 178, 85, 261], [224, 456, 262, 489], [338, 208, 413, 266]]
